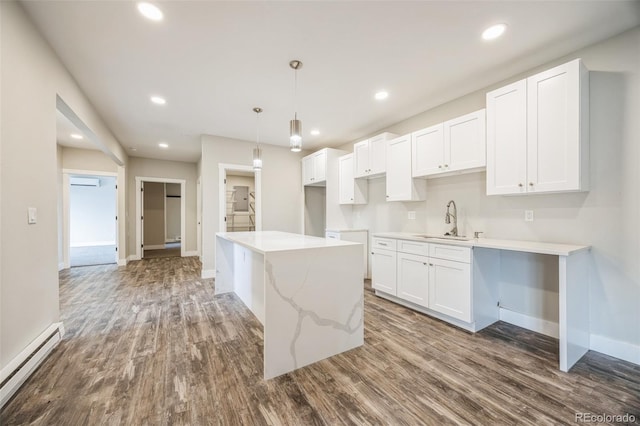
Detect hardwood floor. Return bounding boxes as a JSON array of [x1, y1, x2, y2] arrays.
[[2, 257, 639, 425]]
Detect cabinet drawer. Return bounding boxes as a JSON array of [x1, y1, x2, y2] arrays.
[[429, 244, 471, 263], [372, 238, 396, 251], [397, 240, 429, 256]]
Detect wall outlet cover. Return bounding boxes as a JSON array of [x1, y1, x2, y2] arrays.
[[408, 211, 416, 220], [525, 210, 534, 222]]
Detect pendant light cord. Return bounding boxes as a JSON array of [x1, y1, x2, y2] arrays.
[[293, 67, 298, 119], [256, 110, 260, 148]]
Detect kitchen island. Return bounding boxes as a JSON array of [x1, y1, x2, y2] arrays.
[[215, 231, 364, 379]]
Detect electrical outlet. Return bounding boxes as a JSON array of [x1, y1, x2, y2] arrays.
[[408, 211, 416, 220], [525, 210, 534, 222]]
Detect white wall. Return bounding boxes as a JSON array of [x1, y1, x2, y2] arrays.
[[62, 146, 117, 173], [340, 27, 640, 351], [69, 177, 116, 246], [0, 1, 127, 371], [200, 135, 303, 276], [127, 157, 197, 254]]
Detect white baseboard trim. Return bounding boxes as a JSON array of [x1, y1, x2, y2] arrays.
[[590, 334, 640, 366], [0, 322, 64, 408], [201, 269, 215, 279], [127, 255, 141, 262], [70, 241, 116, 247], [144, 244, 165, 250], [499, 308, 559, 339], [117, 258, 127, 266], [183, 251, 198, 257], [58, 262, 65, 271]]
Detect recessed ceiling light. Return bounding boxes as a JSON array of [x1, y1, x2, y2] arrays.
[[137, 2, 163, 21], [158, 143, 169, 149], [482, 23, 507, 41], [129, 146, 137, 152], [375, 91, 389, 100], [70, 133, 83, 140], [150, 96, 166, 105], [310, 129, 320, 136]]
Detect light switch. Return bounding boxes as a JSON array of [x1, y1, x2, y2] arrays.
[[524, 210, 534, 222], [28, 207, 37, 224], [408, 211, 416, 220]]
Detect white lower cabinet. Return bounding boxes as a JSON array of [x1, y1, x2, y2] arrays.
[[397, 252, 429, 307], [371, 248, 396, 294], [428, 257, 471, 322]]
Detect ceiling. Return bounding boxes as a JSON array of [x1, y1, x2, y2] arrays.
[[24, 1, 640, 163], [56, 109, 99, 151]]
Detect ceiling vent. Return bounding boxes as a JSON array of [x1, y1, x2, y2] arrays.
[[70, 177, 100, 187]]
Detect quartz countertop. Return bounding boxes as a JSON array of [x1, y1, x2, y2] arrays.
[[372, 232, 590, 256], [216, 231, 361, 254]]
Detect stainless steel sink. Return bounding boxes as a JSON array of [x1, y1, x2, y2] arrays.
[[415, 235, 473, 241]]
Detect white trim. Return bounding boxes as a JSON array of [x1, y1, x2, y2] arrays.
[[136, 177, 187, 260], [590, 334, 640, 366], [184, 251, 199, 257], [202, 269, 216, 279], [70, 241, 116, 247], [499, 308, 559, 338], [144, 244, 166, 250], [62, 168, 117, 177], [218, 163, 262, 233], [62, 173, 70, 269], [0, 322, 64, 408], [117, 259, 127, 267], [127, 255, 141, 262], [58, 262, 65, 271]]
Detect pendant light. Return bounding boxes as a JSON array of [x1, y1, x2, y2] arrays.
[[252, 107, 263, 170], [289, 60, 303, 152]]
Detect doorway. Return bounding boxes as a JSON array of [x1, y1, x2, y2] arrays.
[[67, 174, 117, 266], [135, 177, 186, 260], [218, 164, 262, 233]]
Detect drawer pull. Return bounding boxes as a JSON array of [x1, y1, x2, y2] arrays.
[[379, 242, 387, 246]]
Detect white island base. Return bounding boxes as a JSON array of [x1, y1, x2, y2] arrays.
[[215, 231, 364, 379]]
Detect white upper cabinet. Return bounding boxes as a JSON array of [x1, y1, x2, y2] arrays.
[[486, 59, 589, 195], [302, 149, 327, 186], [354, 132, 398, 178], [386, 135, 426, 202], [412, 109, 486, 178], [338, 154, 367, 204]]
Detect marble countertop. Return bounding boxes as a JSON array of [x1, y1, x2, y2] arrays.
[[373, 232, 590, 256], [216, 231, 362, 254], [325, 228, 369, 233]]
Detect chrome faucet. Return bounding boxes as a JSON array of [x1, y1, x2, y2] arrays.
[[445, 200, 458, 237]]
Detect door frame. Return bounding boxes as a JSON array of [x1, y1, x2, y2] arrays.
[[62, 169, 120, 269], [135, 176, 186, 260], [218, 164, 262, 233]]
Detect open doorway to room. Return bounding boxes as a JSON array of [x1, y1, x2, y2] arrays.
[[135, 177, 186, 260], [218, 164, 262, 233], [68, 174, 117, 266]]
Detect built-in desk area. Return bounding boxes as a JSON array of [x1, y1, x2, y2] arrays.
[[215, 231, 364, 379]]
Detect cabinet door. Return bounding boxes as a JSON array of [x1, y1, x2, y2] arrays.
[[353, 140, 370, 178], [369, 134, 388, 175], [428, 258, 471, 322], [372, 248, 396, 295], [338, 154, 355, 204], [445, 109, 486, 172], [302, 155, 315, 186], [412, 124, 444, 177], [527, 60, 583, 193], [397, 252, 429, 307], [386, 135, 411, 201], [486, 80, 527, 195], [313, 150, 327, 183]]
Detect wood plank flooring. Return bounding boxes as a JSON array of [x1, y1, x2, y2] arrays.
[[1, 257, 639, 425]]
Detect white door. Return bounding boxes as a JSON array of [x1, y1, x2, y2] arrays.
[[353, 140, 370, 178], [371, 248, 396, 295], [445, 109, 486, 172], [313, 150, 327, 183], [397, 252, 429, 307], [338, 154, 355, 204], [527, 60, 581, 193], [140, 181, 145, 257], [386, 135, 412, 201], [486, 79, 527, 195], [428, 257, 471, 322], [302, 155, 314, 185], [412, 124, 444, 177], [369, 134, 388, 175]]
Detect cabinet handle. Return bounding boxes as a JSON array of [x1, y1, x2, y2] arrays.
[[371, 252, 374, 255], [529, 182, 534, 186], [429, 263, 434, 267], [423, 262, 427, 265], [379, 242, 387, 246], [444, 164, 448, 168], [350, 198, 353, 200], [438, 165, 442, 169], [518, 183, 523, 187]]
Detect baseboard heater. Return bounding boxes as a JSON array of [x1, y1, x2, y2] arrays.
[[0, 322, 65, 409]]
